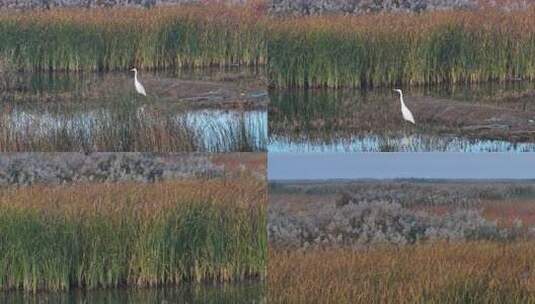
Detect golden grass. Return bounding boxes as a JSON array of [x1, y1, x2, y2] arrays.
[[0, 178, 264, 218], [269, 242, 535, 303]]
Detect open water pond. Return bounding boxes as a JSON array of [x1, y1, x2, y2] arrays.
[[269, 82, 535, 152], [0, 69, 267, 152]]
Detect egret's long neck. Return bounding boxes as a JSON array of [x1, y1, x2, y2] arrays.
[[399, 93, 405, 107], [134, 70, 138, 82]]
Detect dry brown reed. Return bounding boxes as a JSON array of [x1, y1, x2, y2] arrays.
[[269, 241, 535, 303]]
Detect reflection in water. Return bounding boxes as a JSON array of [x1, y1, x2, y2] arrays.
[[269, 82, 535, 152], [185, 110, 267, 152], [0, 71, 267, 152], [4, 106, 267, 152], [1, 282, 265, 304], [269, 134, 535, 152]]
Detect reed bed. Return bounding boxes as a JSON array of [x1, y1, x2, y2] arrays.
[[0, 178, 267, 291], [0, 5, 267, 72], [2, 7, 535, 88], [267, 8, 535, 88], [269, 241, 535, 303], [0, 99, 266, 152]]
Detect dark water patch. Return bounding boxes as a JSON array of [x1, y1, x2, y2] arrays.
[[0, 282, 265, 304]]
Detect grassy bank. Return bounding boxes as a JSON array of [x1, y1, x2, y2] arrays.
[[2, 6, 535, 88], [0, 178, 266, 291], [269, 242, 535, 303]]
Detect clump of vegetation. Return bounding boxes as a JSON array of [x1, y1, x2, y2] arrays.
[[269, 242, 535, 303], [269, 200, 512, 248], [0, 178, 267, 291]]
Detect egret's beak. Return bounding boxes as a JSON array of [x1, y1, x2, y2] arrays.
[[130, 68, 135, 72]]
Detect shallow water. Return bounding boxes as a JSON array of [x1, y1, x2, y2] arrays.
[[269, 82, 535, 152], [0, 282, 265, 304], [269, 134, 535, 152], [0, 70, 267, 152], [3, 105, 266, 152]]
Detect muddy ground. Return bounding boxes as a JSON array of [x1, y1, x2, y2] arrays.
[[3, 70, 269, 110], [270, 89, 535, 143], [410, 96, 535, 142]]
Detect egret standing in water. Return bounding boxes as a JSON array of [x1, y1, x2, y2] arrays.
[[393, 89, 415, 124], [130, 68, 147, 96]]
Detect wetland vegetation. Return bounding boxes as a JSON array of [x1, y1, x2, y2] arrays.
[[3, 5, 535, 151], [268, 180, 535, 302], [0, 153, 267, 293], [268, 83, 535, 152], [269, 242, 535, 303], [1, 5, 535, 89], [0, 71, 267, 152]]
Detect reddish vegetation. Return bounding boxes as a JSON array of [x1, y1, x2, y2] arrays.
[[480, 199, 535, 227], [211, 153, 266, 176]]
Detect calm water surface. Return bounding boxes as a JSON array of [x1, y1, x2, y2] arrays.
[[269, 82, 535, 152], [0, 282, 265, 304], [0, 70, 267, 152]]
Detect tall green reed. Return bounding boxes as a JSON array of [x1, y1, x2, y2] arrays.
[[0, 181, 266, 292], [2, 6, 535, 88], [267, 9, 535, 88], [0, 7, 267, 72]]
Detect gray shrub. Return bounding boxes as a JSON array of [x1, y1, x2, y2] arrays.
[[0, 153, 222, 186], [269, 199, 515, 249]]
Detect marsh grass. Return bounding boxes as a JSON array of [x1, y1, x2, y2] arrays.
[[269, 242, 535, 303], [0, 6, 267, 72], [0, 179, 267, 291], [2, 7, 535, 88], [267, 8, 535, 88], [0, 97, 266, 152]]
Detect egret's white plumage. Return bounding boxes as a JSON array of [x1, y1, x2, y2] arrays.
[[394, 89, 415, 124], [130, 68, 147, 96]]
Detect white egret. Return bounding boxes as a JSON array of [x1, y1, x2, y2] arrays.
[[393, 89, 415, 124], [130, 68, 147, 96]]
